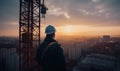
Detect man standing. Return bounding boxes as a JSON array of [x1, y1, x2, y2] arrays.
[[36, 25, 66, 71]]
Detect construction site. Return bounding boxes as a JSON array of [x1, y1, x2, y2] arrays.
[[0, 0, 120, 71]]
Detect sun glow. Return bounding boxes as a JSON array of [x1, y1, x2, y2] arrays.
[[58, 25, 76, 35], [55, 25, 120, 37], [63, 25, 73, 33]]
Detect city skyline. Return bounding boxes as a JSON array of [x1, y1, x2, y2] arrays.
[[0, 0, 120, 37]]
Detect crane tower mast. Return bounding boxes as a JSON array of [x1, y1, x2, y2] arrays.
[[19, 0, 46, 71]]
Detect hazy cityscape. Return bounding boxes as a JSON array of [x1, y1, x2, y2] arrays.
[[0, 35, 120, 71]]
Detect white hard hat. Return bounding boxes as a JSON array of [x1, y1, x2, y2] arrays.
[[45, 25, 56, 34]]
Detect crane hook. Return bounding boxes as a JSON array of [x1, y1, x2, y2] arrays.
[[41, 4, 48, 18]]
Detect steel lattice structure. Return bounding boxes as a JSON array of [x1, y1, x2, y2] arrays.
[[19, 0, 43, 71]]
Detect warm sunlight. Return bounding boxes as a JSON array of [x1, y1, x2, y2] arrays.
[[63, 25, 74, 33], [55, 25, 120, 37], [58, 25, 76, 35]]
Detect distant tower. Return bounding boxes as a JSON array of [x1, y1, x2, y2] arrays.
[[19, 0, 47, 71]]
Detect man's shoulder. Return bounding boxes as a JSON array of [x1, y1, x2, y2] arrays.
[[39, 42, 48, 47], [39, 41, 62, 51], [51, 41, 61, 47], [51, 42, 63, 51]]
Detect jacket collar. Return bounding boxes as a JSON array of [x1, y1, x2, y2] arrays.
[[44, 36, 56, 43]]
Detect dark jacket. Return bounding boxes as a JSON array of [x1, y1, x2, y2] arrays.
[[36, 37, 66, 71]]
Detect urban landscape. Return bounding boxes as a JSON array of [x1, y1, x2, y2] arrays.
[[0, 35, 120, 71]]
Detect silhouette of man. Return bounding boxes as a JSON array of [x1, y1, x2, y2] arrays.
[[36, 25, 66, 71]]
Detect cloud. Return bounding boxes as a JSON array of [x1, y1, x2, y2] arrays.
[[47, 5, 70, 19], [0, 0, 120, 30], [92, 0, 100, 3], [70, 0, 120, 26]]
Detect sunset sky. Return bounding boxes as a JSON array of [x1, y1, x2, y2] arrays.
[[0, 0, 120, 37]]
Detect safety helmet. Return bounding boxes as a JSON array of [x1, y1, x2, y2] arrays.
[[45, 25, 56, 34]]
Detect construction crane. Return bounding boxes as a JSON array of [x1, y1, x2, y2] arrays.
[[19, 0, 47, 71]]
